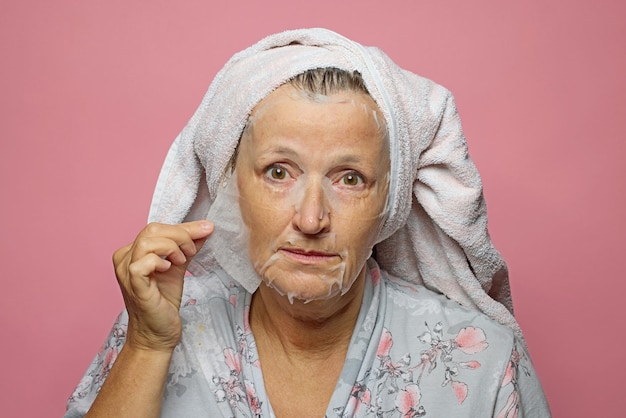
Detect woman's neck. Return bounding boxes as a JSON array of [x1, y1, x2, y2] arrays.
[[249, 271, 366, 358]]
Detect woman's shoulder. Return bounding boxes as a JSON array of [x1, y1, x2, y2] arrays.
[[351, 266, 549, 417], [377, 268, 516, 354]]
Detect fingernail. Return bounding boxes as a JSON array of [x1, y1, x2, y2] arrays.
[[199, 220, 213, 230]]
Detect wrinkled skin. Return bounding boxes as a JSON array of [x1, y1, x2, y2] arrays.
[[112, 221, 213, 350], [236, 84, 390, 303]]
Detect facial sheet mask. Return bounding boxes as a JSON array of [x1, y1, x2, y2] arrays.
[[205, 87, 390, 303], [204, 172, 260, 294], [205, 169, 388, 304]]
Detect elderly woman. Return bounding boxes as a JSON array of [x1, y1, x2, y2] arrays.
[[66, 29, 550, 417]]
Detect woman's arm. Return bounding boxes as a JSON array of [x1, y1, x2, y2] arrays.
[[85, 345, 173, 418], [78, 221, 213, 418]]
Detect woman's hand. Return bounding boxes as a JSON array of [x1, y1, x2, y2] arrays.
[[112, 221, 213, 352]]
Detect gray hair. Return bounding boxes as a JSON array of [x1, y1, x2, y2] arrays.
[[288, 67, 370, 96]]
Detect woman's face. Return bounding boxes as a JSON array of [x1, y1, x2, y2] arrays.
[[235, 84, 390, 303]]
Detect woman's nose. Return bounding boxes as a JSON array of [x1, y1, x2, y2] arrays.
[[292, 181, 330, 235]]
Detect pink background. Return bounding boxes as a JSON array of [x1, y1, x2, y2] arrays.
[[1, 1, 624, 416]]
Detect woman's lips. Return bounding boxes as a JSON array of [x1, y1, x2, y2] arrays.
[[279, 247, 337, 264]]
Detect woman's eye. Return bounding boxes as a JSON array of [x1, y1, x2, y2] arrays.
[[265, 166, 288, 180], [341, 172, 363, 186]]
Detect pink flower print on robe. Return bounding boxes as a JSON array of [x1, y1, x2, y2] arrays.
[[214, 347, 248, 413], [245, 380, 263, 417], [497, 389, 520, 418], [375, 328, 412, 393], [342, 381, 373, 416], [412, 323, 488, 405], [497, 346, 524, 418], [224, 347, 242, 375], [448, 327, 489, 403], [237, 305, 260, 367], [377, 328, 393, 358], [454, 327, 489, 354], [395, 384, 426, 417]]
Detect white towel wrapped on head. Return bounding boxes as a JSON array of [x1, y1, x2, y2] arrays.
[[147, 28, 519, 337]]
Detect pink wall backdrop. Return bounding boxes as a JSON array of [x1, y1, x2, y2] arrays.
[[1, 1, 624, 416]]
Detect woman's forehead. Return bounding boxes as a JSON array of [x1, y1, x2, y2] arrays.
[[245, 84, 388, 143]]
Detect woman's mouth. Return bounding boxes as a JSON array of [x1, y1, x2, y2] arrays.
[[279, 247, 337, 264]]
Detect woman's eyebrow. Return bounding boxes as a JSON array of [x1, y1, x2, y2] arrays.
[[334, 154, 365, 165], [259, 147, 366, 164], [256, 145, 299, 158]]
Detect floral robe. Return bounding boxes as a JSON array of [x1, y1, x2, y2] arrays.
[[65, 259, 550, 417]]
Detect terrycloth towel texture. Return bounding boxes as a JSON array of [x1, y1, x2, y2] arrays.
[[147, 28, 519, 337]]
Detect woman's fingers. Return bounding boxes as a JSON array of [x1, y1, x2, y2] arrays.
[[182, 220, 214, 240], [115, 222, 213, 282], [111, 221, 215, 351], [115, 221, 214, 299], [131, 236, 188, 266], [134, 221, 213, 261], [127, 253, 172, 283], [176, 220, 214, 255]]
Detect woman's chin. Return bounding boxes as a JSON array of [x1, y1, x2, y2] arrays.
[[262, 274, 345, 304]]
